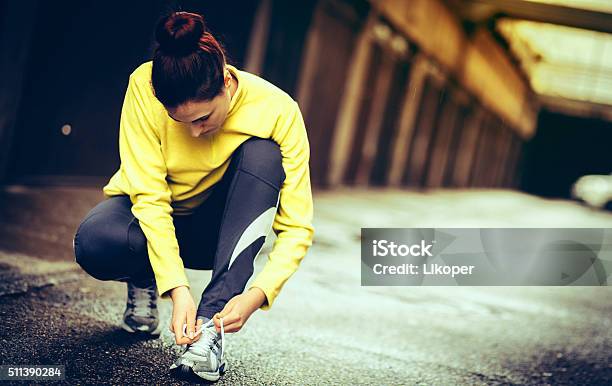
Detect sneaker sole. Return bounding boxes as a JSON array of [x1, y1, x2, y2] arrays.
[[170, 361, 227, 382], [120, 320, 162, 337]]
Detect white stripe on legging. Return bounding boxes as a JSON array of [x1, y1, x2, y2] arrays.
[[227, 206, 278, 270]]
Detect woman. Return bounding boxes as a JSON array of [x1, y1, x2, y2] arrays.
[[73, 11, 314, 382]]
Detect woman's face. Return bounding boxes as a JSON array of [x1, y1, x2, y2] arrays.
[[166, 70, 233, 137]]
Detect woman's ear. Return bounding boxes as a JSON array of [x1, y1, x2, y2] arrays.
[[224, 69, 232, 88]]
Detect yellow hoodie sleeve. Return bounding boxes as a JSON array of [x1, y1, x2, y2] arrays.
[[118, 74, 190, 298], [249, 100, 315, 310]]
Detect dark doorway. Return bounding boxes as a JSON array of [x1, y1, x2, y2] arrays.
[[521, 110, 612, 198], [263, 0, 318, 97], [6, 0, 257, 185], [7, 1, 167, 184]]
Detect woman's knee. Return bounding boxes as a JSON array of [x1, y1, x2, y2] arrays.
[[235, 137, 285, 188], [74, 202, 135, 280]]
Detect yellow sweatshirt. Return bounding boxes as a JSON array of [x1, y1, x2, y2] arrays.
[[102, 62, 314, 310]]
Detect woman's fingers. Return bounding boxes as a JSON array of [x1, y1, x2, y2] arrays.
[[192, 318, 204, 343], [186, 308, 197, 339], [173, 316, 185, 344], [221, 319, 244, 333], [221, 312, 241, 325], [216, 303, 233, 319], [173, 313, 193, 345], [169, 289, 199, 345], [213, 311, 241, 333], [213, 311, 228, 326], [214, 303, 236, 328]]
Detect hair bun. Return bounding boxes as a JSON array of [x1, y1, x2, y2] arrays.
[[156, 12, 205, 56]]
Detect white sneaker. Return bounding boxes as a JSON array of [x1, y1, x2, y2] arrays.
[[121, 278, 161, 336], [169, 318, 227, 382]]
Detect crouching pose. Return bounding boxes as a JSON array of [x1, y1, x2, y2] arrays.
[[73, 11, 314, 382]]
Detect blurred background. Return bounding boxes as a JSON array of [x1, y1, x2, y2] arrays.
[[0, 0, 611, 198], [1, 0, 612, 384]]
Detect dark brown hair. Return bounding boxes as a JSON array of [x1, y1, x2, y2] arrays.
[[151, 12, 226, 108]]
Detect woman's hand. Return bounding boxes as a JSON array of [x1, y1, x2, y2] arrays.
[[168, 285, 203, 345], [213, 287, 267, 333]]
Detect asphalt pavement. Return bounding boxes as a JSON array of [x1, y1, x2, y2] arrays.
[[1, 186, 611, 385]]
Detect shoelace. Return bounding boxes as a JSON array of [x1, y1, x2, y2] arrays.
[[182, 318, 225, 360], [129, 284, 155, 318]]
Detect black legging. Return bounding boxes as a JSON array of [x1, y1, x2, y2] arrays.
[[74, 137, 285, 319]]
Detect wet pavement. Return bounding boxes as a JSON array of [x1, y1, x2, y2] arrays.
[[1, 186, 612, 385]]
